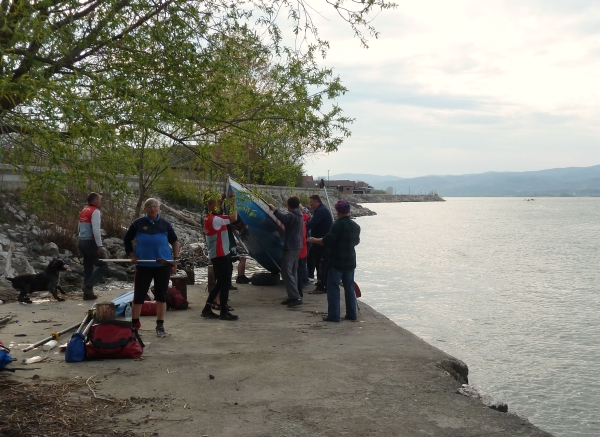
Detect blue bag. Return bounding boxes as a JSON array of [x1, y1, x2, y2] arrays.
[[0, 343, 12, 369], [65, 332, 86, 362]]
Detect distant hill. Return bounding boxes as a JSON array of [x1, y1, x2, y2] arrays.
[[330, 166, 600, 196]]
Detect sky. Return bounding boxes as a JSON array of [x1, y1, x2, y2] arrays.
[[299, 0, 600, 178]]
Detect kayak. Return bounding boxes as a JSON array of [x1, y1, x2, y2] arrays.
[[227, 177, 285, 274]]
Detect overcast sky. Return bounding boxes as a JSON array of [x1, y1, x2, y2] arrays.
[[300, 0, 600, 178]]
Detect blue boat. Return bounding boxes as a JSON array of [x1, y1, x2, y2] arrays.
[[227, 177, 285, 274]]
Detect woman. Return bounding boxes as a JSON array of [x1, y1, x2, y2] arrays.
[[124, 198, 179, 337]]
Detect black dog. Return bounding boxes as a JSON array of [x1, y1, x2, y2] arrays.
[[5, 258, 70, 303]]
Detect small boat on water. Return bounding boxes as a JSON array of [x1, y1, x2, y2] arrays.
[[227, 177, 285, 274]]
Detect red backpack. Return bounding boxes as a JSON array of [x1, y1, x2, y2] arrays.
[[166, 286, 188, 310]]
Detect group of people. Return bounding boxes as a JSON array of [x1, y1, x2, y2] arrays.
[[76, 190, 361, 338], [268, 194, 361, 322]]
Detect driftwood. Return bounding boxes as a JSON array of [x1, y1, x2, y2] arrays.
[[160, 203, 202, 228]]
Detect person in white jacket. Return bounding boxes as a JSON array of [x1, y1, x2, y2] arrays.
[[77, 192, 108, 300]]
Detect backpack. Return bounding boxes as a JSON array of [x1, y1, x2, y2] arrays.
[[166, 286, 188, 310]]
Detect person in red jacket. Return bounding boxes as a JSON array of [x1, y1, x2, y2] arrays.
[[202, 194, 239, 321], [77, 192, 108, 300], [296, 206, 310, 297]]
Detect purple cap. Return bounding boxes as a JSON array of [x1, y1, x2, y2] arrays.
[[334, 200, 350, 214]]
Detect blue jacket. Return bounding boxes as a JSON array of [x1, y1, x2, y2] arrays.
[[124, 215, 178, 267], [306, 203, 333, 238]]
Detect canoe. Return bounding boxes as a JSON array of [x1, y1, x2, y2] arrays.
[[227, 177, 284, 274]]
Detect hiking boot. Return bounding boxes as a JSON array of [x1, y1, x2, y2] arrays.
[[201, 310, 219, 319], [156, 326, 168, 337], [236, 275, 250, 284], [82, 286, 97, 300]]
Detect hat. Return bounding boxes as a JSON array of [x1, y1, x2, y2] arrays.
[[334, 200, 350, 214]]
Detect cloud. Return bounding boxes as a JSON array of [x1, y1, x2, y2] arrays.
[[301, 0, 600, 177]]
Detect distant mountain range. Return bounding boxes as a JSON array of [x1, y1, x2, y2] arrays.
[[329, 165, 600, 196]]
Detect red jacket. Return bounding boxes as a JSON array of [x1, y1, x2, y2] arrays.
[[299, 213, 309, 259]]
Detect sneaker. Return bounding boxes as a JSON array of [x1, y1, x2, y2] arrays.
[[220, 312, 239, 321], [236, 275, 250, 284], [281, 298, 294, 305], [156, 326, 168, 337], [308, 278, 315, 282], [287, 299, 302, 307], [229, 285, 238, 290], [132, 321, 141, 329]]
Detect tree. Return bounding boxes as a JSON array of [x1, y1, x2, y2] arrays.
[[0, 0, 395, 199]]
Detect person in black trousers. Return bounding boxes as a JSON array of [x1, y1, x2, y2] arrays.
[[306, 195, 333, 293]]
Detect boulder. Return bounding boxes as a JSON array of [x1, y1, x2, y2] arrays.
[[107, 264, 129, 281], [438, 358, 469, 384], [42, 242, 59, 256], [7, 230, 23, 242]]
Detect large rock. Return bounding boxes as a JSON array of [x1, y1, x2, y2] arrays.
[[107, 265, 129, 281], [438, 358, 469, 384], [7, 230, 23, 242], [42, 242, 59, 256]]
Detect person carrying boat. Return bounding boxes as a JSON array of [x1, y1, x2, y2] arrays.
[[201, 194, 239, 321], [306, 195, 333, 294], [267, 197, 304, 307], [307, 200, 360, 322]]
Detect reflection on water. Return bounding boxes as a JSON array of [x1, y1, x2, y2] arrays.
[[355, 198, 600, 437]]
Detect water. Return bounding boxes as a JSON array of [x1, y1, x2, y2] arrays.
[[354, 198, 600, 437]]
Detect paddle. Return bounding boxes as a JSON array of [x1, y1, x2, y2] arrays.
[[102, 258, 176, 266]]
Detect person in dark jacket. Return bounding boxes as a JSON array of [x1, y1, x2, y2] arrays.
[[306, 195, 333, 293], [124, 198, 179, 337], [268, 196, 304, 307], [308, 200, 360, 322]]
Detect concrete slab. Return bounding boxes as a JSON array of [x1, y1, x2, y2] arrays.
[[0, 283, 553, 436]]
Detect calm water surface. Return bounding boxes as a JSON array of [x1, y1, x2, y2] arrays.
[[354, 198, 600, 437]]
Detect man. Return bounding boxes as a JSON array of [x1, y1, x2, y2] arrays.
[[124, 198, 179, 337], [306, 194, 333, 294], [78, 192, 109, 300], [201, 194, 239, 321], [268, 196, 304, 307], [307, 200, 360, 322]]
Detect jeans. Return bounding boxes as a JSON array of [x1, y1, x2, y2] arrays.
[[326, 267, 357, 321], [281, 249, 301, 300]]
